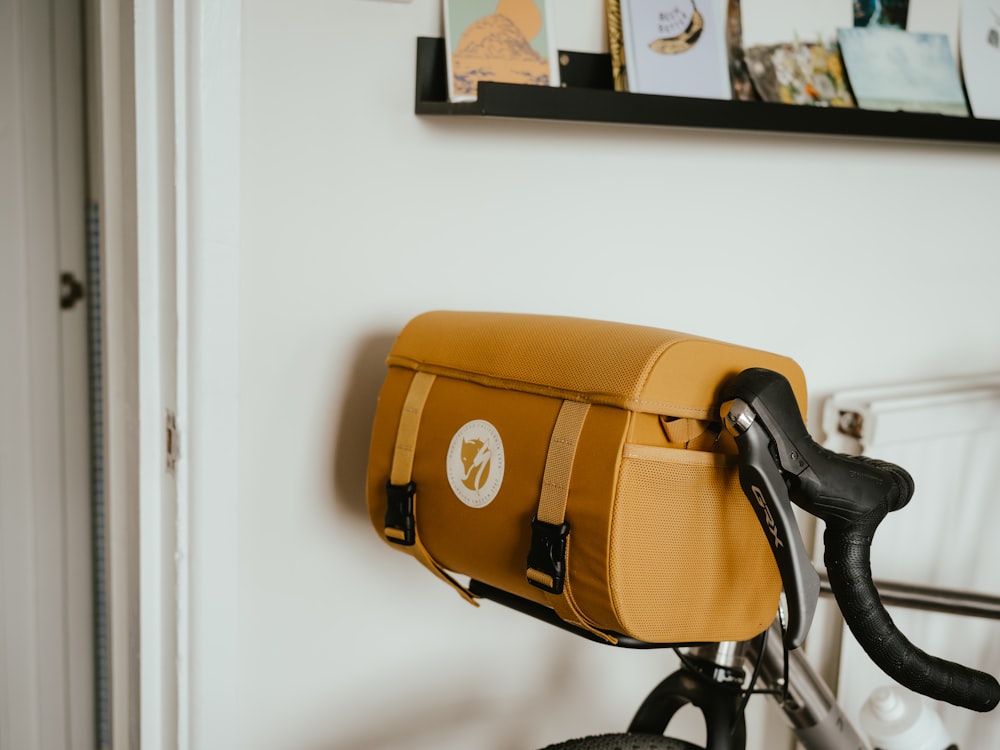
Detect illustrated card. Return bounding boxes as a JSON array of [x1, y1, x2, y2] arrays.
[[960, 0, 1000, 118], [618, 0, 731, 99], [443, 0, 560, 102], [744, 40, 854, 107]]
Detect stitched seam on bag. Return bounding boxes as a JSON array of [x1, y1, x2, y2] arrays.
[[622, 444, 737, 466], [385, 361, 713, 417], [562, 536, 616, 642], [389, 359, 629, 403], [633, 339, 712, 417], [606, 426, 627, 637]]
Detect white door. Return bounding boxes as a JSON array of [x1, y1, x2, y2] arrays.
[[0, 0, 93, 747]]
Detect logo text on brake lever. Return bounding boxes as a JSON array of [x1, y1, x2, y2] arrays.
[[752, 484, 784, 549]]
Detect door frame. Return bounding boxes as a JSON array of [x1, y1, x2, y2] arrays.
[[86, 1, 242, 746], [1, 0, 92, 746]]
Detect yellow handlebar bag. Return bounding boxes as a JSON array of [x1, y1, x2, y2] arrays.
[[366, 311, 807, 645]]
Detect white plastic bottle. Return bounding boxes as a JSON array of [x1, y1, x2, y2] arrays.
[[859, 685, 957, 750]]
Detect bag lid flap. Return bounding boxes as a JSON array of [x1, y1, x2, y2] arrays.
[[386, 311, 806, 419]]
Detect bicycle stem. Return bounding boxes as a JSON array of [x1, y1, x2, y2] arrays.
[[746, 622, 869, 750]]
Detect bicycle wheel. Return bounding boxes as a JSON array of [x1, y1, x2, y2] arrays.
[[540, 733, 702, 750]]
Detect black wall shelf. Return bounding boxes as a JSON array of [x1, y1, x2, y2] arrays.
[[415, 36, 1000, 146]]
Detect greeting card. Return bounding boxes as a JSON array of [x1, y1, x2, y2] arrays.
[[443, 0, 560, 102]]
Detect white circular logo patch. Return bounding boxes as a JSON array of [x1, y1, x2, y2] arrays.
[[446, 420, 505, 508]]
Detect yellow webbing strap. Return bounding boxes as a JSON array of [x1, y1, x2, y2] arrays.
[[535, 400, 591, 529], [528, 400, 617, 644], [388, 371, 435, 486], [387, 371, 478, 606]]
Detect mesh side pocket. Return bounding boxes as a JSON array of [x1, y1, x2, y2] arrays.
[[609, 445, 780, 644]]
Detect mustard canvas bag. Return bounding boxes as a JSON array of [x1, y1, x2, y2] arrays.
[[366, 311, 808, 645]]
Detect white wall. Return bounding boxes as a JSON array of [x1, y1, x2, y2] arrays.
[[237, 2, 1000, 749]]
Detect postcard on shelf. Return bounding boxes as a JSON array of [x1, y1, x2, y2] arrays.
[[960, 0, 1000, 119], [618, 0, 731, 99], [744, 40, 854, 107], [725, 0, 755, 101], [853, 0, 909, 28], [443, 0, 560, 103], [837, 27, 969, 117]]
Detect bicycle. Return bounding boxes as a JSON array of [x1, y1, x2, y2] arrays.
[[464, 368, 1000, 750]]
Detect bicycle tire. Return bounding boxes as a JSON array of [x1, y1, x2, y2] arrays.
[[540, 733, 702, 750]]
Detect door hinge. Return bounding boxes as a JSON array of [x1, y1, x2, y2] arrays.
[[166, 410, 180, 472]]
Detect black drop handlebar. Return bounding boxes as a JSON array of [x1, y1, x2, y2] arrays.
[[722, 368, 1000, 713]]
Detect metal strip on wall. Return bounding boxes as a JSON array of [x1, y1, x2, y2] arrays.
[[87, 200, 111, 750]]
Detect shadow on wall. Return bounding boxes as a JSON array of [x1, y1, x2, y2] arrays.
[[330, 329, 398, 521], [299, 627, 591, 750]]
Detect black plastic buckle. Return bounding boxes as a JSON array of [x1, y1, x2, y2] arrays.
[[384, 481, 416, 546], [526, 517, 570, 595]]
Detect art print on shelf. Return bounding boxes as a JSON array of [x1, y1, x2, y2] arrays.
[[606, 0, 629, 92], [854, 0, 910, 29], [619, 0, 731, 99], [726, 0, 755, 101], [837, 27, 969, 116], [744, 41, 854, 107], [443, 0, 559, 103], [960, 0, 1000, 119]]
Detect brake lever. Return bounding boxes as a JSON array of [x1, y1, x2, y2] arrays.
[[721, 391, 820, 651]]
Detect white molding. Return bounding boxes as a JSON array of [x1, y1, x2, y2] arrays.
[[89, 0, 241, 747], [133, 0, 180, 746], [177, 1, 241, 747]]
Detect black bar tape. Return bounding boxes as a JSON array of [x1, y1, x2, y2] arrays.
[[824, 500, 1000, 712]]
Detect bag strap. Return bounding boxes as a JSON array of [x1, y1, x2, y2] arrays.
[[385, 371, 478, 606], [527, 400, 617, 644], [661, 416, 712, 446]]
